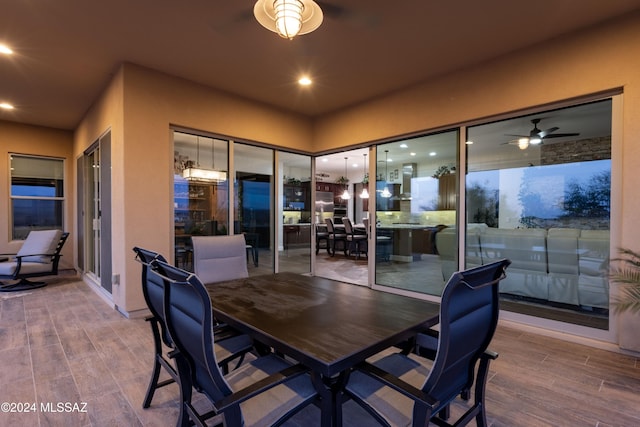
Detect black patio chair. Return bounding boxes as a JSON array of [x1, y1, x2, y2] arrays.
[[133, 247, 253, 409], [343, 258, 511, 427], [151, 260, 318, 427]]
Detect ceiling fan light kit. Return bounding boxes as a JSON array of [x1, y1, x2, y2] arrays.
[[254, 0, 324, 40], [506, 118, 579, 150]]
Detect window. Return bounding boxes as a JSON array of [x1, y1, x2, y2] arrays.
[[10, 154, 64, 240]]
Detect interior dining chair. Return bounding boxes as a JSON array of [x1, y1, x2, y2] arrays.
[[343, 258, 511, 427], [342, 217, 368, 259], [325, 218, 348, 257], [315, 223, 330, 255], [151, 259, 318, 427], [133, 247, 253, 409], [0, 230, 69, 292]]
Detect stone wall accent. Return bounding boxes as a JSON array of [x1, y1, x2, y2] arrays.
[[541, 136, 611, 165]]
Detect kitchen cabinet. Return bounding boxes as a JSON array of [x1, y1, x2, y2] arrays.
[[283, 224, 311, 248], [284, 182, 311, 211], [438, 174, 456, 210]]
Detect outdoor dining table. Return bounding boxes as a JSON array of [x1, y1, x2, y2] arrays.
[[205, 272, 440, 427]]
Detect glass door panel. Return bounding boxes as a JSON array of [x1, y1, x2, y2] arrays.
[[234, 143, 273, 275], [465, 99, 612, 329], [279, 152, 312, 273], [374, 131, 459, 297], [173, 132, 229, 271]]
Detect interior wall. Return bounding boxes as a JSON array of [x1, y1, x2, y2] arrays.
[[0, 121, 74, 266]]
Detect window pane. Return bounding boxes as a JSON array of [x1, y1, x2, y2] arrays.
[[466, 99, 611, 329], [279, 152, 312, 274], [375, 130, 458, 297], [173, 132, 229, 271], [12, 199, 64, 240], [11, 155, 64, 197], [234, 143, 273, 275], [10, 154, 65, 240]]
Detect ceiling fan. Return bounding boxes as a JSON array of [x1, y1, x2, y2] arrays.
[[504, 118, 580, 150]]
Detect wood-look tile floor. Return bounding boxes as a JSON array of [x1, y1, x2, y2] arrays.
[[1, 274, 639, 426]]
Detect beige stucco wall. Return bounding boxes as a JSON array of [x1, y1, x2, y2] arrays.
[[0, 121, 74, 267]]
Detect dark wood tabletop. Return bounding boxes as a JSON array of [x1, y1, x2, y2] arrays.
[[205, 272, 440, 377]]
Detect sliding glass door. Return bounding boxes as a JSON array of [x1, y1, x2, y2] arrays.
[[465, 98, 612, 329]]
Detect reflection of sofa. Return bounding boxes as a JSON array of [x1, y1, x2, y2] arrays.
[[435, 226, 610, 309]]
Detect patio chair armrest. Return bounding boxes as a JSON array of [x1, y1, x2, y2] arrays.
[[15, 252, 58, 259], [354, 361, 439, 408], [481, 348, 499, 361], [213, 363, 310, 412]]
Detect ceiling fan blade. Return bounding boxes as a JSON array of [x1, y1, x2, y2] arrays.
[[542, 132, 580, 139], [537, 126, 559, 138]]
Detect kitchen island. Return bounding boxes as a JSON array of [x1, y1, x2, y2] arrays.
[[378, 223, 446, 262]]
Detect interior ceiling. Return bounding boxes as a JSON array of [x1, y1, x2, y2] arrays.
[[2, 0, 639, 132]]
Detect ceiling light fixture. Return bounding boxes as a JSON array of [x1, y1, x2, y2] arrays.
[[380, 150, 392, 198], [518, 138, 529, 150], [340, 157, 351, 200], [0, 102, 14, 110], [0, 44, 13, 55], [182, 136, 227, 182], [254, 0, 323, 40], [359, 153, 369, 199], [298, 76, 312, 85]]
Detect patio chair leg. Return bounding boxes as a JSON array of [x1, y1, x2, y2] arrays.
[[0, 278, 47, 292]]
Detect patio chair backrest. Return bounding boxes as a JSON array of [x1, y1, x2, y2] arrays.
[[422, 259, 510, 403]]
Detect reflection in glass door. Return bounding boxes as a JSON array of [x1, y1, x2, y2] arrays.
[[374, 131, 459, 297], [234, 143, 273, 274], [278, 152, 312, 274]]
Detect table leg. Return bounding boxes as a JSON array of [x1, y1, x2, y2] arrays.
[[311, 371, 351, 427]]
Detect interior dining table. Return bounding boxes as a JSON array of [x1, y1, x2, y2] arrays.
[[205, 272, 440, 427]]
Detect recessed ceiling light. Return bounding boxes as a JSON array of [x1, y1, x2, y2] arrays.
[[410, 152, 416, 156], [322, 158, 328, 162], [400, 143, 408, 148], [0, 44, 13, 55], [0, 102, 14, 110], [466, 140, 474, 145], [298, 76, 312, 86], [429, 152, 436, 156]]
